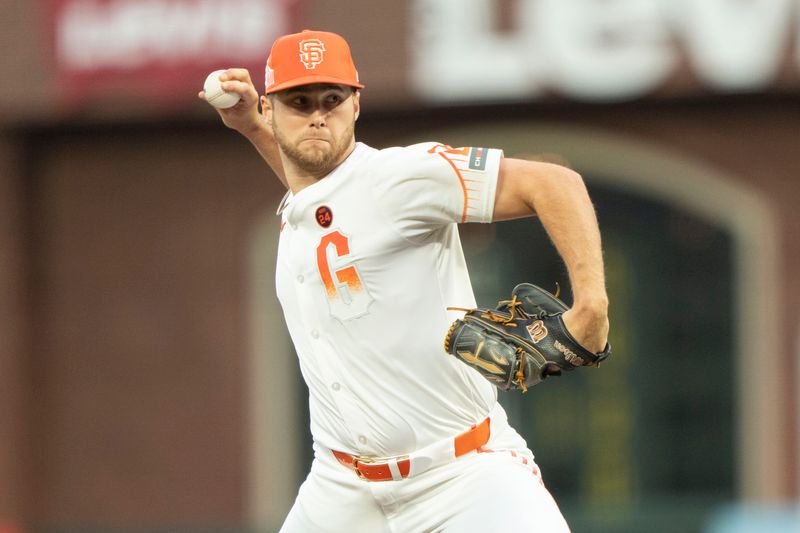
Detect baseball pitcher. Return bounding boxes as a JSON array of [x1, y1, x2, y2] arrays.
[[200, 30, 610, 532]]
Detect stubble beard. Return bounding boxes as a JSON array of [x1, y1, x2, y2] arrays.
[[273, 120, 355, 176]]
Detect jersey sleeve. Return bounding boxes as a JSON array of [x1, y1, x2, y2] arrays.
[[368, 142, 503, 240]]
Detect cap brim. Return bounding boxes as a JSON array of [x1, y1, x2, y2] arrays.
[[266, 75, 365, 94]]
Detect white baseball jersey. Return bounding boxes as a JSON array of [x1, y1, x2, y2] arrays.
[[276, 141, 504, 458]]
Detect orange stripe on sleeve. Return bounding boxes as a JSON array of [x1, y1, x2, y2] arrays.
[[437, 152, 469, 223]]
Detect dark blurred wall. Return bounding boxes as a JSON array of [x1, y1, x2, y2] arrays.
[[0, 137, 28, 526], [23, 127, 285, 528], [0, 2, 50, 124]]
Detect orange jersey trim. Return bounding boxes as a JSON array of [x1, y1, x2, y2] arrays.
[[436, 152, 470, 223]]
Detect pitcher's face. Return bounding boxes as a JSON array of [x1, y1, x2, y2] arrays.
[[266, 84, 360, 176]]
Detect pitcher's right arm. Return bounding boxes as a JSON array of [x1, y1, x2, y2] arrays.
[[198, 68, 287, 188]]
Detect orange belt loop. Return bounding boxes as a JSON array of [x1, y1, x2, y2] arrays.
[[454, 416, 491, 457]]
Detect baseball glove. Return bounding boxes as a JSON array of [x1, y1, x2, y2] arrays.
[[444, 283, 611, 392]]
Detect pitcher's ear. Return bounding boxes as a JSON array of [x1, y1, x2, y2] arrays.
[[261, 95, 272, 125]]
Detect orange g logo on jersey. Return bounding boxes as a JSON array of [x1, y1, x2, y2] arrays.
[[299, 39, 326, 69], [316, 230, 373, 320]]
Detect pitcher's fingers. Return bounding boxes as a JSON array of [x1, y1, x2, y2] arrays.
[[219, 80, 259, 102], [219, 68, 253, 83]]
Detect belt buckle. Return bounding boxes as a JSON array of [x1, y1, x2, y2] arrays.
[[352, 454, 410, 481], [352, 455, 374, 479]]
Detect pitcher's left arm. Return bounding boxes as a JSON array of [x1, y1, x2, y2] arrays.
[[493, 158, 609, 353]]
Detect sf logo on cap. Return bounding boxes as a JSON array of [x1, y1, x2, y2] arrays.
[[299, 39, 326, 69]]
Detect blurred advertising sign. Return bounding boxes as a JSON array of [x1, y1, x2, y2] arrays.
[[48, 0, 299, 104], [411, 0, 800, 103]]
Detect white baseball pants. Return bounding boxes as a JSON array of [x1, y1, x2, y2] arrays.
[[279, 407, 570, 533]]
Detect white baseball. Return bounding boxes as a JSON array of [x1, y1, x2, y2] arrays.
[[203, 70, 241, 109]]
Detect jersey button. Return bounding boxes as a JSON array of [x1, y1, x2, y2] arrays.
[[358, 435, 368, 445], [331, 382, 341, 391], [297, 274, 304, 283], [311, 329, 319, 339]]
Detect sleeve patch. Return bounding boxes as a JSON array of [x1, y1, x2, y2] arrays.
[[468, 147, 489, 171]]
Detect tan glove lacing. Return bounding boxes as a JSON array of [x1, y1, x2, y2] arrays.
[[515, 347, 528, 393], [447, 295, 527, 326]]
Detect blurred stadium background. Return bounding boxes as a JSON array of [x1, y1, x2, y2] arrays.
[[1, 0, 799, 532]]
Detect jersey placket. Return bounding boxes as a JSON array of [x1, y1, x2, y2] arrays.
[[285, 203, 375, 455]]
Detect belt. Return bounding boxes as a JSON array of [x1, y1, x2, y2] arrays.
[[332, 415, 491, 482]]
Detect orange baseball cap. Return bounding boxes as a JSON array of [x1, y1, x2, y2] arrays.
[[265, 30, 365, 94]]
